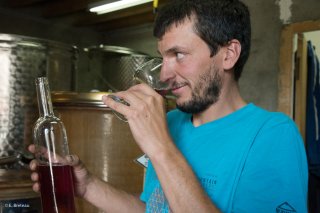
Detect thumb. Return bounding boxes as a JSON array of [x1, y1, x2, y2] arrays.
[[66, 154, 80, 166], [66, 154, 87, 172]]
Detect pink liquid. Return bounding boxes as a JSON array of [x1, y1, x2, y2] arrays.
[[155, 89, 170, 96], [38, 164, 76, 213]]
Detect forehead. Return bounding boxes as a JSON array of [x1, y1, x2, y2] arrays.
[[161, 17, 196, 39], [158, 18, 202, 51]]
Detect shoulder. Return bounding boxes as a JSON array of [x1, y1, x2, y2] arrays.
[[250, 105, 299, 132], [250, 107, 305, 160], [233, 108, 308, 212], [246, 105, 304, 154], [260, 110, 300, 136]]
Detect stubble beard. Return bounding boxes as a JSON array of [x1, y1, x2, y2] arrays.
[[176, 64, 222, 114]]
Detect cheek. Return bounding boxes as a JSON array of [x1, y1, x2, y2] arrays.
[[182, 61, 211, 83], [176, 61, 199, 78]]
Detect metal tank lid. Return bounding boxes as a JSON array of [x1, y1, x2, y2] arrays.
[[52, 92, 111, 107], [0, 33, 77, 51], [83, 44, 149, 56]]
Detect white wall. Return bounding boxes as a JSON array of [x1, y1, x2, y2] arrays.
[[305, 31, 320, 57]]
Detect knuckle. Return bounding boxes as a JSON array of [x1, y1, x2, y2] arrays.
[[140, 103, 149, 113], [31, 172, 38, 181], [146, 96, 154, 103], [110, 101, 119, 110], [130, 110, 140, 119], [29, 160, 37, 170]]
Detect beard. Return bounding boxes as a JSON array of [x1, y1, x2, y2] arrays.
[[176, 64, 222, 114]]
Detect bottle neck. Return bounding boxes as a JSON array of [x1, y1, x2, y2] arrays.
[[35, 77, 54, 117]]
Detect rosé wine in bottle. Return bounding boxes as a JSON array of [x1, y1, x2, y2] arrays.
[[33, 77, 76, 213]]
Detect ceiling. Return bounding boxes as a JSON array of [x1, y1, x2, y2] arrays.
[[0, 0, 169, 32]]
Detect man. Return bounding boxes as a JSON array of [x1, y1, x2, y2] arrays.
[[29, 0, 308, 212]]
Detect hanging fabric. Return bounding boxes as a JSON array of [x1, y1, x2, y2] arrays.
[[306, 40, 320, 213]]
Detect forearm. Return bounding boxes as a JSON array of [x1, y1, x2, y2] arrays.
[[150, 143, 220, 213], [83, 176, 145, 213]]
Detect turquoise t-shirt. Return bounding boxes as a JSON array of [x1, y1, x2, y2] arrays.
[[140, 103, 308, 213]]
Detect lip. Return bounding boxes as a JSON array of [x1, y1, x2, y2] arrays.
[[171, 84, 187, 95]]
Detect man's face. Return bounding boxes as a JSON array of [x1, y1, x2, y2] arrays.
[[158, 19, 224, 114]]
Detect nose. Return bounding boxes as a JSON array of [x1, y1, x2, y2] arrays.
[[160, 59, 175, 83]]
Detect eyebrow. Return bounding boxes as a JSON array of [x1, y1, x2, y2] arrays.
[[159, 46, 186, 56]]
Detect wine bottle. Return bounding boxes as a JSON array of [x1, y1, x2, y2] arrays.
[[33, 77, 76, 213]]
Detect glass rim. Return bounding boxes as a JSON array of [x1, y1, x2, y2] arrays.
[[133, 57, 162, 79]]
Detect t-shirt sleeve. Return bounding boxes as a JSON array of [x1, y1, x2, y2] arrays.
[[232, 116, 308, 213]]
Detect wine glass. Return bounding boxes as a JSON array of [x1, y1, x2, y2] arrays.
[[133, 58, 171, 95], [108, 58, 170, 122]]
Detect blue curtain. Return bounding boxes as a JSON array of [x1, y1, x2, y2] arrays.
[[306, 40, 320, 212]]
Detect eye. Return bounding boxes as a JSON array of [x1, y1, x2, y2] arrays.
[[176, 52, 185, 60]]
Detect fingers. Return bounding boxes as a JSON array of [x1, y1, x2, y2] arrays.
[[66, 154, 80, 167], [128, 83, 155, 95], [128, 84, 165, 102], [29, 159, 37, 171], [28, 144, 36, 153], [29, 159, 40, 193], [66, 154, 87, 172], [31, 172, 38, 181], [29, 155, 81, 194], [103, 84, 159, 106], [29, 143, 68, 164], [29, 144, 49, 159], [102, 85, 162, 116], [102, 94, 132, 118], [32, 182, 40, 193]]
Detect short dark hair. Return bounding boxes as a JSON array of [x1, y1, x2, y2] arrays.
[[154, 0, 251, 81]]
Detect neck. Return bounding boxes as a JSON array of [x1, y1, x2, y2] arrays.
[[36, 77, 54, 117], [192, 81, 246, 127]]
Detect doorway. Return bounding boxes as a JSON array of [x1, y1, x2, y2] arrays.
[[279, 20, 320, 212]]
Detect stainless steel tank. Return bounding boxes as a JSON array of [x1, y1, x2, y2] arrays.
[[0, 33, 77, 168], [84, 45, 152, 91]]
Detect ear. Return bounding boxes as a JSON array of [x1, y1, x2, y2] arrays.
[[223, 39, 241, 70]]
